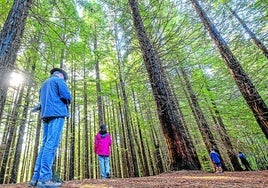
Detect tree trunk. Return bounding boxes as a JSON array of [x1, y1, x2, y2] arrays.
[[0, 0, 33, 118], [111, 99, 124, 177], [63, 119, 69, 180], [10, 65, 35, 183], [214, 106, 243, 171], [190, 0, 268, 139], [115, 83, 131, 177], [170, 68, 201, 169], [118, 58, 139, 177], [83, 62, 90, 179], [94, 25, 104, 126], [131, 88, 150, 176], [68, 67, 75, 180], [179, 68, 217, 147], [113, 17, 139, 176], [128, 0, 200, 170], [0, 85, 23, 183]]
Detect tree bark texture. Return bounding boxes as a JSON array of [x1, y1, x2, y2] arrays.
[[0, 0, 33, 119], [128, 0, 200, 170]]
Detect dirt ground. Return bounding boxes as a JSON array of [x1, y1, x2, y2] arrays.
[[2, 170, 268, 188]]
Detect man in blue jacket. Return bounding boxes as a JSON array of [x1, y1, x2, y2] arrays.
[[29, 68, 72, 188]]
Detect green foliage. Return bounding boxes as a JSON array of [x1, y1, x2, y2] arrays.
[[0, 0, 12, 29]]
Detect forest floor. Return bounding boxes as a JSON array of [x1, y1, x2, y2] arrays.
[[2, 170, 268, 188]]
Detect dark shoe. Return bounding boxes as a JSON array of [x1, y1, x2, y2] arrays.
[[29, 179, 38, 187], [37, 180, 62, 188], [51, 171, 64, 183], [106, 173, 111, 178]]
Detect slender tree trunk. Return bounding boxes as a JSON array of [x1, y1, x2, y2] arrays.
[[190, 0, 268, 139], [179, 68, 218, 149], [21, 121, 33, 182], [154, 144, 164, 173], [0, 85, 23, 183], [94, 25, 104, 126], [203, 90, 243, 171], [144, 100, 169, 173], [178, 66, 230, 170], [69, 68, 75, 180], [63, 120, 69, 180], [113, 17, 139, 176], [90, 111, 95, 178], [112, 19, 129, 178], [77, 108, 81, 179], [169, 69, 201, 169], [131, 88, 150, 176], [0, 0, 33, 118], [10, 65, 35, 183], [228, 6, 268, 60], [115, 83, 132, 177], [29, 114, 42, 181], [83, 62, 90, 179], [111, 99, 124, 177], [214, 107, 243, 171], [118, 64, 139, 176]]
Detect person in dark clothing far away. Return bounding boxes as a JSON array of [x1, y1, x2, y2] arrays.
[[238, 151, 253, 171]]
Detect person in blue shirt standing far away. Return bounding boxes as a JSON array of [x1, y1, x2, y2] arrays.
[[238, 151, 253, 171], [29, 68, 72, 188], [210, 148, 223, 173]]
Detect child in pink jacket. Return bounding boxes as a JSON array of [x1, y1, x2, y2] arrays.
[[94, 124, 112, 179]]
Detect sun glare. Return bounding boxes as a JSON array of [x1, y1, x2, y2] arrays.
[[10, 72, 24, 87]]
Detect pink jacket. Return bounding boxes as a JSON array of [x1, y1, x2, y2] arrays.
[[94, 132, 112, 156]]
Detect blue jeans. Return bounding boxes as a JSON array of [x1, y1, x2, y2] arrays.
[[31, 118, 65, 182], [98, 155, 110, 179]]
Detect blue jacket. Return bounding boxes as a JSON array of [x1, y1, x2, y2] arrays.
[[238, 153, 246, 159], [210, 150, 221, 164], [40, 75, 72, 118]]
